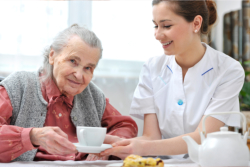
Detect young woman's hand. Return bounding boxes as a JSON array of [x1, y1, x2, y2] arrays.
[[100, 138, 146, 159], [30, 126, 77, 155], [103, 134, 124, 144], [86, 134, 126, 159]]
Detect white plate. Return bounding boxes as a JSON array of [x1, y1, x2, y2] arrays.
[[73, 143, 112, 153]]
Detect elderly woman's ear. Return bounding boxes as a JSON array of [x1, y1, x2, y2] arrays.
[[49, 49, 55, 65]]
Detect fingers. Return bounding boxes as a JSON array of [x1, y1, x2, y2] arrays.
[[102, 145, 132, 156], [104, 135, 128, 147], [100, 139, 133, 159], [91, 153, 101, 156], [30, 127, 77, 155], [104, 135, 122, 144], [43, 134, 76, 155], [100, 156, 109, 160], [86, 154, 98, 161], [54, 133, 76, 151], [100, 147, 132, 160], [52, 127, 68, 139], [54, 139, 76, 155], [43, 139, 68, 155], [112, 139, 131, 147], [86, 154, 109, 161]]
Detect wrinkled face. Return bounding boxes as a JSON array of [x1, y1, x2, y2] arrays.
[[49, 36, 100, 97], [153, 2, 194, 56]]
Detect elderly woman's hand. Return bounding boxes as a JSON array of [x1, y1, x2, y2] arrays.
[[30, 126, 77, 155], [86, 154, 109, 161]]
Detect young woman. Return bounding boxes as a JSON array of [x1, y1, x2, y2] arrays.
[[101, 0, 245, 159]]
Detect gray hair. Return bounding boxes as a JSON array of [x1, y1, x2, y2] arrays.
[[40, 24, 103, 81]]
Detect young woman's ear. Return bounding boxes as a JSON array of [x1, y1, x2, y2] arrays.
[[193, 15, 203, 33]]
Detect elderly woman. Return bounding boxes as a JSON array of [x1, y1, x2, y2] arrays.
[[0, 24, 138, 162]]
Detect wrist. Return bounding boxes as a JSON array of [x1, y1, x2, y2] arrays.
[[30, 128, 40, 146], [22, 128, 37, 150], [141, 140, 150, 156]]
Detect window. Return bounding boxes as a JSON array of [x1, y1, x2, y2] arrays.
[[0, 1, 160, 136], [92, 0, 162, 62], [0, 1, 68, 76], [0, 1, 162, 77]]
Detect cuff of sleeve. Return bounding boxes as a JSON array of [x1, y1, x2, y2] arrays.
[[21, 128, 37, 151], [130, 109, 156, 120]]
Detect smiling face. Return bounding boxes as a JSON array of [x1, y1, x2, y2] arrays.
[[152, 2, 195, 56], [49, 35, 100, 97]]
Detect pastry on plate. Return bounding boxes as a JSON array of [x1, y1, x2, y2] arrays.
[[122, 154, 164, 167]]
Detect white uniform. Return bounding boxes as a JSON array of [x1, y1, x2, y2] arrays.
[[130, 43, 245, 158]]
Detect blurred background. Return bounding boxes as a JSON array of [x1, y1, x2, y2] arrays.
[[0, 0, 248, 136]]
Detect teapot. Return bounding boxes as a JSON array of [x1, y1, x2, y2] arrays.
[[182, 112, 249, 166]]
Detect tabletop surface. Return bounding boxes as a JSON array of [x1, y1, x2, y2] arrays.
[[1, 159, 250, 167], [0, 158, 197, 167]]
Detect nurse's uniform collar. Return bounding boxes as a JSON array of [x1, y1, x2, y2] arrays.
[[172, 43, 211, 73], [167, 65, 173, 74], [199, 43, 214, 76], [186, 42, 208, 70]]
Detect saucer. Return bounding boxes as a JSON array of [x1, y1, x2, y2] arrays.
[[73, 143, 112, 153]]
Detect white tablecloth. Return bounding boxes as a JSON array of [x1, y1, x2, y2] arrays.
[[1, 159, 250, 167], [0, 158, 196, 167]]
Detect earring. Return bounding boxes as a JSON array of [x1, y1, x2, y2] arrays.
[[194, 30, 198, 33]]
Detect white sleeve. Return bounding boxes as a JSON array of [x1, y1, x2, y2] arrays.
[[205, 61, 245, 127], [130, 61, 156, 119]]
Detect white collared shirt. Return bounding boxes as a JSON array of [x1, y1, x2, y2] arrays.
[[130, 43, 244, 140]]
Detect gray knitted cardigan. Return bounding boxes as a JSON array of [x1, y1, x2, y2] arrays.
[[0, 71, 106, 161]]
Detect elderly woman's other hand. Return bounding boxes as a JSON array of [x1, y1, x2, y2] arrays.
[[86, 154, 109, 161], [30, 126, 77, 155]]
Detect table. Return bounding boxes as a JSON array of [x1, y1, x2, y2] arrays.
[[0, 158, 197, 167], [1, 159, 250, 167]]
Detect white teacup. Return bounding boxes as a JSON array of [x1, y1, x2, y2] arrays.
[[76, 126, 107, 147]]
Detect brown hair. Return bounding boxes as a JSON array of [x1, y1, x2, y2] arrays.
[[152, 0, 217, 34]]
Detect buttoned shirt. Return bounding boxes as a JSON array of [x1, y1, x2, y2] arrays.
[[130, 43, 244, 140], [0, 77, 138, 162]]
